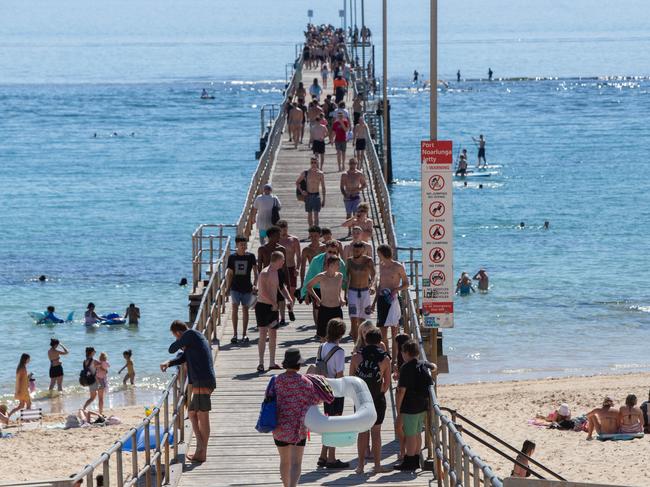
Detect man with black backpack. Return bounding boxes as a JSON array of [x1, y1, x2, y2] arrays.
[[349, 328, 392, 474]]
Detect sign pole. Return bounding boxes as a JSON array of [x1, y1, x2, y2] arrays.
[[429, 0, 438, 373]]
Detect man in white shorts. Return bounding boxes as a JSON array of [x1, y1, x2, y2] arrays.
[[373, 244, 409, 360], [345, 241, 376, 341]]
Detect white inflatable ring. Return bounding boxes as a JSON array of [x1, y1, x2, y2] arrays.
[[304, 376, 377, 447]]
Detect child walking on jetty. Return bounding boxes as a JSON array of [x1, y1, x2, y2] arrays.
[[119, 350, 135, 386]]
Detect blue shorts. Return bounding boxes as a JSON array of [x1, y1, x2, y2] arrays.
[[230, 290, 254, 307], [305, 193, 321, 213], [259, 229, 268, 240], [344, 195, 361, 215]]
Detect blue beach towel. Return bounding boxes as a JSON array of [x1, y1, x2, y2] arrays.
[[596, 432, 644, 441], [122, 425, 173, 452]]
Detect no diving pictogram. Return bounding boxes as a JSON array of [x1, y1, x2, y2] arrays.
[[430, 270, 446, 286], [428, 174, 445, 191], [429, 201, 446, 218], [429, 247, 445, 263], [429, 224, 445, 240]]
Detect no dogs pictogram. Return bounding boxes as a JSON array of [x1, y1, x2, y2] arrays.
[[429, 247, 445, 263], [428, 175, 445, 191], [429, 201, 446, 218], [429, 224, 445, 240], [429, 270, 446, 286]]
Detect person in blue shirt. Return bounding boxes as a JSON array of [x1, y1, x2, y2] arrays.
[[160, 320, 215, 463], [42, 306, 64, 324]]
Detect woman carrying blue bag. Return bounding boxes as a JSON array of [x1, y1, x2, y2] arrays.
[[258, 348, 323, 487]]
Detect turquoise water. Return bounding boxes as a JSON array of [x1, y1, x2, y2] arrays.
[[1, 0, 650, 398]]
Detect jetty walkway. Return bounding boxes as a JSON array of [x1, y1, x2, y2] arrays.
[[66, 27, 504, 487]]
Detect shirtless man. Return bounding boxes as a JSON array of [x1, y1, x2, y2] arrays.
[[300, 225, 325, 288], [123, 303, 140, 325], [296, 158, 326, 227], [340, 158, 367, 225], [346, 242, 376, 341], [257, 226, 289, 325], [373, 244, 409, 360], [288, 103, 304, 149], [307, 256, 345, 341], [255, 252, 293, 372], [586, 397, 619, 440], [277, 220, 301, 301], [342, 203, 374, 242], [311, 115, 329, 169], [473, 269, 489, 292], [343, 226, 373, 260], [472, 134, 487, 168], [307, 100, 323, 142]]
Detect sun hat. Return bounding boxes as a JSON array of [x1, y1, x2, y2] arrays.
[[558, 403, 570, 417], [282, 348, 305, 369]]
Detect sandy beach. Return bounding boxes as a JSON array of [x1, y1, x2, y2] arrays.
[[0, 405, 145, 483], [439, 372, 650, 486]]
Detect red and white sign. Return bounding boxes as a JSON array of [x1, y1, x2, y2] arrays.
[[421, 140, 454, 328]]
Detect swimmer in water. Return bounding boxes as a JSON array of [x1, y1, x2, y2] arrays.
[[38, 275, 47, 282], [543, 221, 550, 230], [519, 222, 525, 229], [473, 269, 489, 293], [455, 272, 475, 296], [43, 306, 65, 324], [84, 302, 101, 325]]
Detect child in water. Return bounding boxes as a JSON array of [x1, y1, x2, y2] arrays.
[[119, 350, 135, 386]]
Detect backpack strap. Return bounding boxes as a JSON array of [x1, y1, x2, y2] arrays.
[[323, 345, 342, 364]]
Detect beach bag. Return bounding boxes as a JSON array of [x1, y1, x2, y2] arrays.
[[79, 359, 96, 386], [296, 171, 308, 201], [255, 375, 278, 433], [271, 197, 281, 225], [355, 346, 385, 397], [312, 345, 342, 378]]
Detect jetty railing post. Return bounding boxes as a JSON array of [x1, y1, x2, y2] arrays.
[[155, 413, 162, 487], [131, 428, 138, 483], [116, 445, 124, 487], [102, 457, 110, 487], [144, 420, 151, 487], [172, 377, 179, 460], [163, 394, 170, 483]]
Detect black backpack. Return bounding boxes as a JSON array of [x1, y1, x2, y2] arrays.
[[356, 345, 385, 398], [271, 197, 281, 224], [296, 171, 308, 201], [79, 359, 96, 386]]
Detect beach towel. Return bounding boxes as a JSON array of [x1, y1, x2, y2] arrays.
[[596, 432, 644, 441], [122, 424, 174, 452]]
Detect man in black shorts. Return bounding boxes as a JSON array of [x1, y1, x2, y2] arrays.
[[161, 320, 216, 463], [310, 115, 329, 169], [350, 328, 392, 474]]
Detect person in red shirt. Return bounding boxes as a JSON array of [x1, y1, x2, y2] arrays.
[[330, 112, 350, 172]]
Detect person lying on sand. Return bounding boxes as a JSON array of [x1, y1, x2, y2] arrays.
[[0, 404, 9, 425], [586, 397, 618, 440]]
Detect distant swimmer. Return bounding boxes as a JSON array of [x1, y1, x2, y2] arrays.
[[544, 221, 550, 230], [455, 272, 475, 296], [84, 302, 101, 325], [179, 277, 188, 286], [124, 303, 140, 325], [472, 134, 487, 168], [200, 89, 214, 100], [473, 269, 489, 293], [478, 184, 483, 189], [488, 67, 493, 81], [38, 275, 47, 282], [413, 70, 419, 83], [457, 70, 461, 82], [455, 149, 468, 176], [519, 222, 525, 229]]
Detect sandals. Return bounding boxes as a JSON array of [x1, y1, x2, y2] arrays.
[[256, 364, 265, 373], [268, 364, 282, 370]]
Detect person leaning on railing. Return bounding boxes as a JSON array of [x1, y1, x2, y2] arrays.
[[160, 320, 216, 463]]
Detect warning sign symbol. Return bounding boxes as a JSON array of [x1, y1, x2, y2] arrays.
[[429, 201, 446, 218], [429, 270, 446, 286], [428, 175, 445, 191], [429, 224, 445, 240], [429, 247, 445, 263]]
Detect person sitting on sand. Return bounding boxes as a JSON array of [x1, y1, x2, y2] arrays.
[[618, 394, 644, 434], [586, 397, 618, 440], [0, 404, 9, 425]]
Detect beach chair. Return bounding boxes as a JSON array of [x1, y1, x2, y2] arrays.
[[19, 408, 43, 430]]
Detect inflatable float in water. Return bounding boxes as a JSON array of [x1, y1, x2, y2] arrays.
[[304, 376, 376, 447], [28, 311, 74, 324], [99, 313, 126, 325]]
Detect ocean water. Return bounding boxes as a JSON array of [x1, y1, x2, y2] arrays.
[[1, 0, 650, 400]]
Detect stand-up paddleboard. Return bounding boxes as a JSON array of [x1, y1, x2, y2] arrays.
[[454, 171, 495, 180]]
